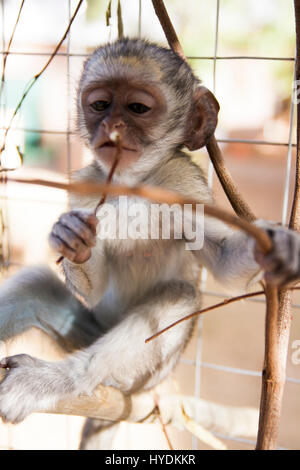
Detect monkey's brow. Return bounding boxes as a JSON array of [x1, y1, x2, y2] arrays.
[[81, 78, 160, 95]]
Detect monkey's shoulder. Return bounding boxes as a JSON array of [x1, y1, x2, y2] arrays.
[[150, 151, 213, 204]]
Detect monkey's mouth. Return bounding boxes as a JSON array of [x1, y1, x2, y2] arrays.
[[99, 141, 137, 152], [101, 141, 117, 148]]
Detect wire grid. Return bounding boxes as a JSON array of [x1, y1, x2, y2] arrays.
[[0, 0, 299, 450]]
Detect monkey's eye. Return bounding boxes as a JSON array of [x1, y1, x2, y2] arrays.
[[128, 103, 151, 114], [90, 101, 110, 112]]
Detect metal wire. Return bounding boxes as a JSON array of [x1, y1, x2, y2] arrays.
[[1, 126, 296, 147], [192, 0, 220, 451], [0, 50, 295, 61]]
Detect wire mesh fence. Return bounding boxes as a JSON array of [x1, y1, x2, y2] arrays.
[[0, 0, 299, 450]]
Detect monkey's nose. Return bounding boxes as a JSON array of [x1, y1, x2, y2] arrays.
[[102, 119, 125, 135]]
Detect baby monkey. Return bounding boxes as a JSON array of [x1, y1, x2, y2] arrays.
[[0, 39, 300, 440]]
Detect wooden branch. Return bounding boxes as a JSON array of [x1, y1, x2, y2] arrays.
[[256, 284, 281, 449], [0, 369, 259, 442], [206, 137, 256, 222], [151, 0, 256, 223], [151, 0, 185, 60], [5, 176, 273, 254], [290, 0, 300, 233], [0, 368, 155, 422], [150, 0, 284, 450], [256, 1, 299, 450]]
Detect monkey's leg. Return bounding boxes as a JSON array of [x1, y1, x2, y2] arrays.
[[79, 418, 121, 450], [0, 280, 198, 424], [0, 266, 101, 351]]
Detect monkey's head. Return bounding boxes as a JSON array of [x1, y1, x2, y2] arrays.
[[77, 38, 219, 179]]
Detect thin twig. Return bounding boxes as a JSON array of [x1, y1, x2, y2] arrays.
[[56, 134, 122, 264], [5, 175, 273, 254], [153, 393, 174, 450], [146, 285, 300, 344], [145, 290, 265, 343], [94, 135, 122, 211], [0, 0, 25, 100], [0, 0, 84, 159]]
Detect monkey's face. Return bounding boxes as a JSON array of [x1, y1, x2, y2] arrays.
[[81, 79, 167, 171]]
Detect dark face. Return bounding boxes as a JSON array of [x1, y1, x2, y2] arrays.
[[81, 79, 167, 171]]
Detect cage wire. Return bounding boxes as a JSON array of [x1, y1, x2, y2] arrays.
[[0, 0, 299, 450]]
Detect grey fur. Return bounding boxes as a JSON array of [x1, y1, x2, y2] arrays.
[[1, 39, 300, 446]]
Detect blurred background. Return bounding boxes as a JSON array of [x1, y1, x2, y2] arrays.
[[0, 0, 299, 450]]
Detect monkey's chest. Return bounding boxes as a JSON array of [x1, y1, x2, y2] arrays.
[[96, 196, 188, 246], [106, 238, 185, 296]]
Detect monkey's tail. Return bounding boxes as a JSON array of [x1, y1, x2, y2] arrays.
[[0, 266, 101, 352]]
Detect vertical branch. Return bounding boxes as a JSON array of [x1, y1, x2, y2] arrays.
[[150, 0, 286, 450], [151, 0, 255, 221], [256, 1, 300, 450], [117, 0, 124, 39], [290, 1, 300, 233], [255, 285, 282, 449], [151, 0, 185, 60], [206, 137, 256, 221]]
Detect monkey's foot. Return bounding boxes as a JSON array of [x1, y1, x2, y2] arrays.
[[0, 354, 72, 424]]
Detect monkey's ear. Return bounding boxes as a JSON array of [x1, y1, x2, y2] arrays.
[[184, 86, 220, 151]]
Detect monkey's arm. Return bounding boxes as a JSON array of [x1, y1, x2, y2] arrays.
[[49, 165, 110, 306], [196, 217, 300, 290], [61, 242, 108, 308]]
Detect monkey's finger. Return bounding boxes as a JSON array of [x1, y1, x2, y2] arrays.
[[59, 212, 97, 247], [71, 210, 99, 235], [49, 233, 91, 264], [49, 233, 77, 261], [52, 222, 89, 253]]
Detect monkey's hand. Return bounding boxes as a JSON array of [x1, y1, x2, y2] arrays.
[[0, 354, 75, 424], [49, 209, 98, 264], [253, 220, 300, 286]]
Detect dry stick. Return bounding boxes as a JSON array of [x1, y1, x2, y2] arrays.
[[5, 176, 273, 254], [0, 0, 84, 159], [117, 0, 124, 39], [206, 137, 256, 222], [56, 133, 122, 264], [150, 0, 281, 450], [256, 0, 300, 451], [153, 393, 174, 450], [146, 285, 300, 344], [151, 0, 185, 60], [151, 0, 256, 223], [291, 0, 300, 235], [146, 290, 265, 343], [0, 0, 25, 100]]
